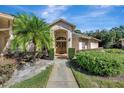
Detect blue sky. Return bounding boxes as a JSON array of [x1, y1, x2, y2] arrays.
[[0, 5, 124, 32]]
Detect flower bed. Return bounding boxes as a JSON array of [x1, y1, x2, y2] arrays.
[[0, 57, 16, 86]]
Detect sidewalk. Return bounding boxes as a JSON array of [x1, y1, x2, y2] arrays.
[[46, 59, 78, 88]]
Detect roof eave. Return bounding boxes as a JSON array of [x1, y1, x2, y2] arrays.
[[73, 32, 101, 42], [0, 13, 14, 20]]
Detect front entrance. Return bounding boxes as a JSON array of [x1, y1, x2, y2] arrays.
[[56, 41, 67, 54], [54, 29, 68, 54]]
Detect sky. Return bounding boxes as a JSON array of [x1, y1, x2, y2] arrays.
[[0, 5, 124, 32]]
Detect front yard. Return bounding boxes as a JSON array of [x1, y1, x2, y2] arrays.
[[72, 68, 124, 88], [0, 57, 16, 86], [71, 49, 124, 88], [10, 65, 53, 88]]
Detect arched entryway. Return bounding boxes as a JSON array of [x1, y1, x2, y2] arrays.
[[54, 29, 67, 54]]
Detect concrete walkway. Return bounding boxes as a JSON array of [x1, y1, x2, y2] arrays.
[[46, 59, 78, 88]]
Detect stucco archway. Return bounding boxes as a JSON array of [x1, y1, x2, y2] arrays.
[[54, 29, 68, 54]]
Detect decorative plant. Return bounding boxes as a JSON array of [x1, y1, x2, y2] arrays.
[[11, 13, 52, 54], [68, 48, 75, 60], [48, 48, 54, 60]]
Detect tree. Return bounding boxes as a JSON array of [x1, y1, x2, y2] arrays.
[[74, 29, 82, 34], [84, 26, 124, 48], [11, 13, 52, 53]]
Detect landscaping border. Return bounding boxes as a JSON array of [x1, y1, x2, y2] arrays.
[[45, 64, 54, 88], [70, 67, 80, 88]]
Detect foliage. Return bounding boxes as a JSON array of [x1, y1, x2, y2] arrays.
[[0, 57, 16, 86], [10, 65, 52, 88], [75, 51, 121, 76], [85, 26, 124, 48], [104, 49, 124, 54], [11, 13, 52, 52], [74, 29, 82, 34], [68, 48, 75, 60], [48, 48, 54, 60]]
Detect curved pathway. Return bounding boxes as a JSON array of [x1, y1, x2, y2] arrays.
[[46, 59, 78, 88]]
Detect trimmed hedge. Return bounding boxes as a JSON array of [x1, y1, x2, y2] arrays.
[[76, 51, 121, 76], [104, 49, 124, 54], [48, 48, 54, 60], [68, 48, 75, 60]]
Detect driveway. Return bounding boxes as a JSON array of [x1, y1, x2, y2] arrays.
[[46, 59, 78, 88]]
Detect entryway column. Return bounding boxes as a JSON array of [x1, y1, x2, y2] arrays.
[[67, 30, 72, 48]]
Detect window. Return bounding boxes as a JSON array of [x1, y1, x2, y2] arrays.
[[79, 42, 85, 50], [56, 37, 66, 40]]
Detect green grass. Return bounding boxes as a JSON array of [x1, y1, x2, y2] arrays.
[[72, 68, 124, 88], [72, 49, 124, 88], [104, 49, 124, 54], [10, 65, 53, 88]]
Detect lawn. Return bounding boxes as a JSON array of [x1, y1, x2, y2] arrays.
[[72, 68, 124, 88], [71, 49, 124, 88], [10, 65, 52, 88]]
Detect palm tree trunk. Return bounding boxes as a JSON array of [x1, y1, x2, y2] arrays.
[[32, 37, 36, 53]]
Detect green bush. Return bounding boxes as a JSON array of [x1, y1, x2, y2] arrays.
[[48, 48, 54, 60], [104, 49, 124, 54], [68, 48, 75, 60], [76, 51, 121, 76]]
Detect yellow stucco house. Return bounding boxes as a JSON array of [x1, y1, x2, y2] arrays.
[[0, 13, 100, 55], [50, 19, 100, 54], [0, 13, 14, 54]]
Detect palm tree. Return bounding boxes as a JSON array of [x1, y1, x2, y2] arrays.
[[11, 13, 52, 53]]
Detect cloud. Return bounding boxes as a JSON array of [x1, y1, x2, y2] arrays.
[[69, 6, 116, 31], [88, 6, 113, 17], [41, 5, 69, 22]]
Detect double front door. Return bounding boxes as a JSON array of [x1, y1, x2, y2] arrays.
[[56, 41, 67, 54]]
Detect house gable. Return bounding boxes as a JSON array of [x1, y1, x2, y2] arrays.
[[50, 19, 76, 31]]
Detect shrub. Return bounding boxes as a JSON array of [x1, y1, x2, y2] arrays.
[[68, 48, 75, 60], [48, 48, 54, 60], [76, 51, 121, 76], [0, 58, 16, 86], [104, 49, 124, 54]]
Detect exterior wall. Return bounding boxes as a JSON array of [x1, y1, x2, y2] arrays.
[[90, 40, 99, 49], [72, 37, 99, 51], [0, 18, 9, 28], [53, 21, 74, 31], [0, 31, 10, 53], [72, 37, 78, 51], [0, 16, 13, 53]]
